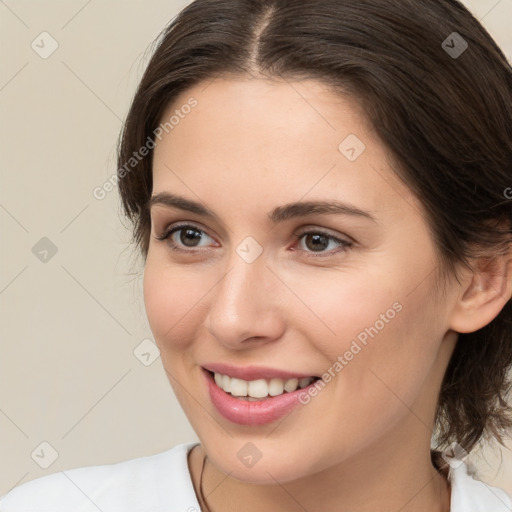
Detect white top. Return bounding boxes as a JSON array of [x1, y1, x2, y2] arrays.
[[1, 442, 511, 511]]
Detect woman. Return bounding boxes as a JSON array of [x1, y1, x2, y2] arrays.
[[2, 0, 512, 510]]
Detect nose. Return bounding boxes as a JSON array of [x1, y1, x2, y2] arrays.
[[204, 254, 286, 349]]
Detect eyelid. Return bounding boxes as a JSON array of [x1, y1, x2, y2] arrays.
[[155, 221, 216, 241], [292, 227, 354, 257], [294, 225, 354, 243]]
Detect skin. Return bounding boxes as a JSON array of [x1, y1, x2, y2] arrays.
[[143, 77, 512, 512]]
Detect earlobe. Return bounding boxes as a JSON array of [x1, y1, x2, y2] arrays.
[[449, 254, 512, 334]]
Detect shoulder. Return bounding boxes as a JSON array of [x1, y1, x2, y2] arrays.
[[448, 458, 512, 512], [0, 442, 200, 512]]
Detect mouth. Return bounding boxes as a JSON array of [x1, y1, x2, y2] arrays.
[[201, 366, 323, 425], [207, 369, 321, 401]]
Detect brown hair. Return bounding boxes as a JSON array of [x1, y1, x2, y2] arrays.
[[117, 0, 512, 459]]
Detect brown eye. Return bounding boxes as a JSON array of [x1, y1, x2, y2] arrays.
[[155, 224, 216, 251], [296, 230, 353, 255], [178, 228, 203, 247], [304, 233, 330, 252]]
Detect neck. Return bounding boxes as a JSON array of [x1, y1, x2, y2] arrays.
[[190, 434, 451, 512]]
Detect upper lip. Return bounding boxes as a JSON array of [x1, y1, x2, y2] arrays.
[[202, 363, 319, 381]]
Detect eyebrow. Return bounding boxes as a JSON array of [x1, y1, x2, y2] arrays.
[[149, 192, 377, 224]]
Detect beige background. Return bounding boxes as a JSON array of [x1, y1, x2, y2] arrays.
[[1, 0, 511, 499]]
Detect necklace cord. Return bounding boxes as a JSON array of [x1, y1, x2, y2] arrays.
[[198, 453, 211, 512]]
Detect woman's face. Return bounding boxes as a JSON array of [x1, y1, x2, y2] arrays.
[[144, 77, 461, 483]]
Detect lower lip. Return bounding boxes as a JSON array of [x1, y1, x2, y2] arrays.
[[203, 368, 318, 426]]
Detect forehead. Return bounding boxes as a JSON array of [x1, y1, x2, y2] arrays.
[[151, 77, 420, 222]]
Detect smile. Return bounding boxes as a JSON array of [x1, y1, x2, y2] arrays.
[[202, 367, 322, 425], [213, 372, 318, 400]]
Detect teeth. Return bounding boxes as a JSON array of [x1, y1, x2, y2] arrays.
[[268, 378, 284, 396], [212, 372, 315, 398], [299, 377, 312, 388], [222, 374, 231, 393], [284, 378, 299, 392], [230, 378, 248, 397], [248, 379, 268, 398]]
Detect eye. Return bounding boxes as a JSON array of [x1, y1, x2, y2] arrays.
[[295, 229, 353, 255], [155, 224, 217, 251], [154, 223, 352, 256]]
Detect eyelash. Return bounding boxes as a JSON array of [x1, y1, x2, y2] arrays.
[[155, 223, 353, 257]]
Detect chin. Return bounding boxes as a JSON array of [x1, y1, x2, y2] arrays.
[[205, 444, 318, 485]]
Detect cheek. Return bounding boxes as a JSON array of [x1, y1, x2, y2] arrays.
[[142, 255, 210, 352], [367, 290, 447, 395], [289, 277, 445, 462], [289, 264, 445, 403], [286, 265, 401, 350]]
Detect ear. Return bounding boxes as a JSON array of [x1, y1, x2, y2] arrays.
[[449, 252, 512, 333]]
